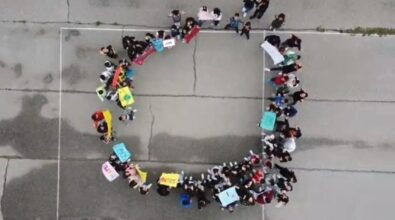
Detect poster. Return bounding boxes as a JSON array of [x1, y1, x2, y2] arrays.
[[112, 143, 132, 163], [96, 85, 106, 102], [163, 38, 176, 48], [261, 41, 284, 65], [159, 173, 180, 187], [102, 161, 119, 182], [118, 86, 135, 107], [103, 110, 113, 137], [218, 186, 240, 207], [260, 111, 276, 131]]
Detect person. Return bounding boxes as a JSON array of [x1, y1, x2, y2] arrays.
[[285, 73, 300, 88], [168, 10, 184, 28], [242, 0, 255, 18], [270, 13, 286, 30], [100, 133, 116, 144], [170, 25, 181, 40], [119, 109, 137, 123], [290, 89, 308, 105], [265, 35, 281, 48], [283, 105, 298, 118], [282, 50, 301, 66], [276, 193, 289, 207], [182, 17, 198, 38], [211, 8, 222, 27], [250, 0, 269, 20], [104, 60, 115, 72], [157, 181, 171, 196], [270, 74, 289, 87], [282, 34, 302, 51], [240, 21, 252, 40], [224, 13, 243, 33], [197, 6, 212, 27], [265, 63, 302, 74], [274, 164, 297, 183], [100, 70, 113, 84], [100, 45, 118, 59]]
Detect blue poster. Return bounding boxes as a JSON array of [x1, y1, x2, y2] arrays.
[[218, 186, 240, 207], [112, 143, 132, 163], [260, 111, 276, 131], [151, 39, 164, 53]]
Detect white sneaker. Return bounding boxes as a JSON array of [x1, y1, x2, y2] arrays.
[[264, 67, 271, 72], [243, 12, 247, 18]]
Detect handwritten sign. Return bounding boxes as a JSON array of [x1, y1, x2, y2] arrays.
[[102, 161, 119, 182], [112, 143, 132, 163], [218, 186, 240, 207], [260, 111, 276, 131], [118, 87, 135, 107], [159, 173, 180, 188], [163, 38, 176, 48]]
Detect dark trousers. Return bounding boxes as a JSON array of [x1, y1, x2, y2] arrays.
[[240, 29, 250, 40]]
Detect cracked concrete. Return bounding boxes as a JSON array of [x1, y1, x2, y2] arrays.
[[147, 104, 155, 160]]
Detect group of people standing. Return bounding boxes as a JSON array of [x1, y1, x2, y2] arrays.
[[88, 0, 305, 213]]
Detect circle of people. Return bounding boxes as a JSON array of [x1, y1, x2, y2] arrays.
[[89, 0, 307, 213]]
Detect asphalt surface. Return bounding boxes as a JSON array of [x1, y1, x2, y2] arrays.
[[1, 1, 395, 220]]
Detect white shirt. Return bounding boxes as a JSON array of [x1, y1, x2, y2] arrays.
[[283, 138, 296, 152], [211, 11, 222, 21]]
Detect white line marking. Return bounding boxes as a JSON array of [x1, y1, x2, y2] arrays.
[[59, 26, 374, 36], [56, 28, 63, 220]]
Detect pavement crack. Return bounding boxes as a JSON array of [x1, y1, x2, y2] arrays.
[[66, 0, 70, 22], [193, 37, 198, 94], [147, 104, 155, 160], [1, 159, 10, 218]]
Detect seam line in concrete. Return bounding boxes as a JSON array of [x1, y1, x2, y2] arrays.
[[147, 104, 155, 160], [56, 28, 63, 220], [66, 0, 70, 22], [0, 159, 9, 219], [192, 37, 198, 94]]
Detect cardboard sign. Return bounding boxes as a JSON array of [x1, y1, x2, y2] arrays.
[[260, 111, 277, 131], [118, 86, 135, 107], [103, 110, 113, 137], [102, 161, 119, 182], [184, 26, 200, 44], [152, 39, 164, 52], [112, 143, 132, 163], [261, 41, 284, 65], [163, 38, 176, 48], [96, 85, 106, 102], [111, 66, 124, 89], [159, 173, 180, 188], [218, 186, 240, 207], [133, 47, 156, 65], [135, 166, 148, 183]]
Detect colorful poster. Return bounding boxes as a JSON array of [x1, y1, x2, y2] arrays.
[[133, 47, 156, 65], [112, 143, 132, 163], [126, 68, 136, 80], [118, 86, 135, 107], [261, 41, 284, 65], [102, 161, 119, 182], [218, 186, 240, 207], [184, 26, 200, 44], [260, 111, 277, 131], [152, 39, 164, 52], [159, 173, 180, 188], [135, 166, 148, 183], [111, 66, 124, 88]]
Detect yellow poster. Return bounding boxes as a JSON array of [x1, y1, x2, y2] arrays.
[[118, 87, 135, 107], [103, 110, 112, 137], [135, 166, 148, 183], [159, 173, 180, 187]]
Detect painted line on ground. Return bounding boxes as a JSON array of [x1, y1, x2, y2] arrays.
[[56, 29, 63, 220]]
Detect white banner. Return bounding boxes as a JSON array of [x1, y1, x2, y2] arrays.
[[261, 41, 284, 65]]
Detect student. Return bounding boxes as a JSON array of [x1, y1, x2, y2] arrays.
[[265, 34, 281, 48], [250, 0, 269, 20], [168, 10, 184, 28], [290, 89, 308, 105], [197, 6, 212, 27], [265, 63, 302, 74], [170, 25, 181, 40], [100, 45, 118, 59], [119, 109, 137, 124], [270, 74, 289, 87], [276, 193, 289, 207], [100, 70, 113, 84], [224, 13, 243, 33], [240, 21, 252, 40], [242, 0, 255, 17], [282, 34, 302, 51], [275, 164, 297, 183], [104, 60, 115, 72], [211, 8, 222, 27], [270, 13, 286, 30], [283, 105, 298, 118]]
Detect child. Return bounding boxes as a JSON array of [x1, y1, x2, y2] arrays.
[[119, 109, 137, 123], [270, 13, 286, 30], [242, 0, 255, 18], [224, 13, 243, 33], [100, 45, 118, 59], [240, 21, 252, 40], [211, 8, 222, 27], [168, 10, 184, 28]]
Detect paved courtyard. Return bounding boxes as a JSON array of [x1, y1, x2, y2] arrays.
[[0, 1, 395, 220]]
